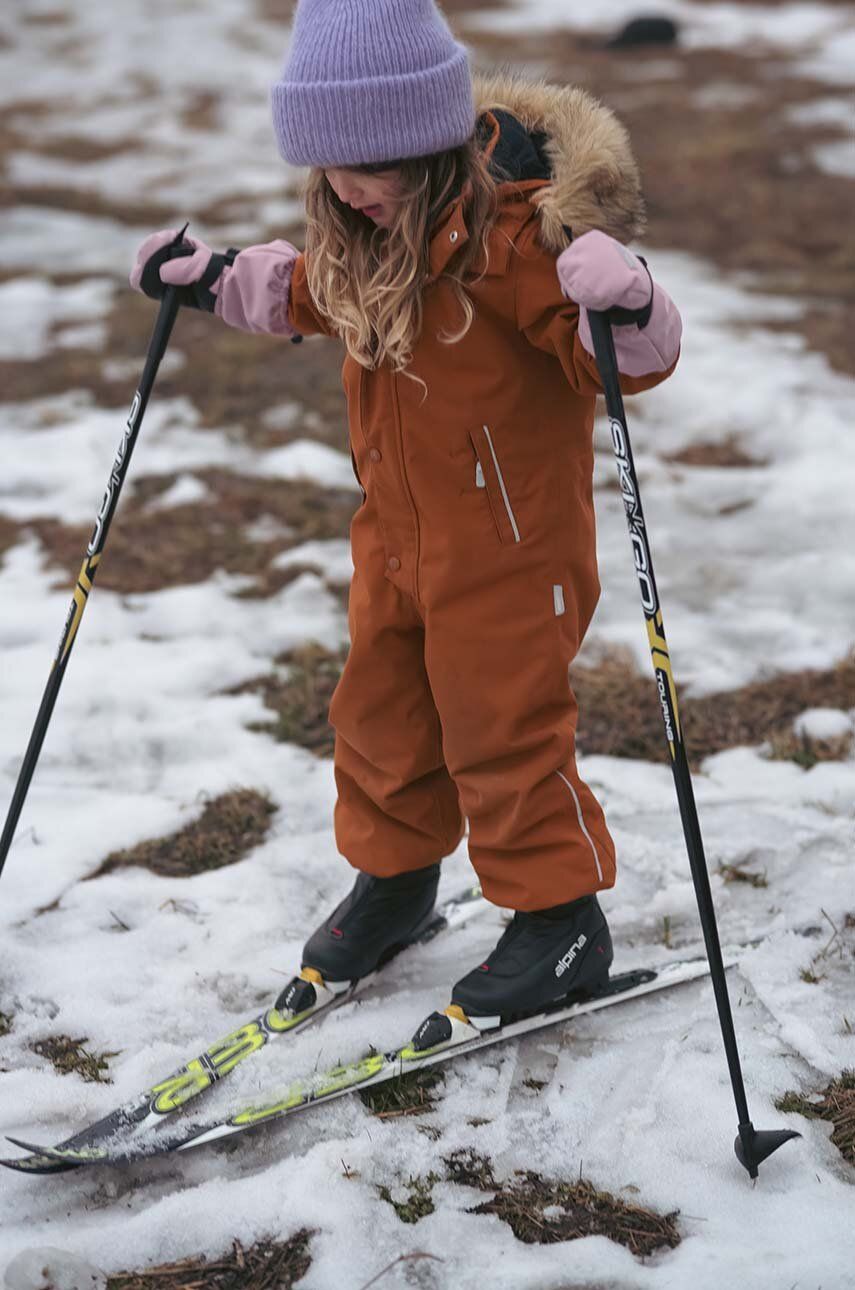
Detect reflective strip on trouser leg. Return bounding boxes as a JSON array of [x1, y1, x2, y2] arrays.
[[555, 767, 603, 882]]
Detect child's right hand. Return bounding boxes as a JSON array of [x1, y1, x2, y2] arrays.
[[130, 231, 304, 341], [130, 229, 225, 313]]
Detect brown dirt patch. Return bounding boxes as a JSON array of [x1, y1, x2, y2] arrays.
[[0, 290, 348, 451], [776, 1070, 855, 1167], [108, 1233, 313, 1290], [88, 788, 276, 880], [19, 9, 71, 24], [0, 514, 21, 561], [2, 183, 177, 229], [444, 1149, 680, 1254], [31, 469, 356, 595], [31, 1034, 118, 1084], [572, 650, 855, 767], [664, 436, 767, 468], [238, 642, 348, 756]]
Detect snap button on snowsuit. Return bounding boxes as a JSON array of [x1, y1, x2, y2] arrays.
[[285, 84, 678, 911]]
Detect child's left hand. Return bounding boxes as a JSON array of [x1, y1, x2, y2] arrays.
[[555, 229, 651, 313], [555, 229, 682, 378]]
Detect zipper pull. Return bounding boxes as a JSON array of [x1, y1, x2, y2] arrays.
[[475, 461, 485, 488]]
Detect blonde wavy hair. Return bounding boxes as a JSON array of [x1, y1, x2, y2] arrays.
[[302, 132, 503, 386]]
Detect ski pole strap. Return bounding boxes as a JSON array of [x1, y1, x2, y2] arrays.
[[139, 242, 241, 314], [600, 257, 654, 330]]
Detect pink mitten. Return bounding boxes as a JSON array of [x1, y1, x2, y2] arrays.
[[557, 229, 682, 377], [129, 229, 216, 294]]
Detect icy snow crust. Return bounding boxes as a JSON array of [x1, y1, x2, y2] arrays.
[[1, 1, 854, 1287]]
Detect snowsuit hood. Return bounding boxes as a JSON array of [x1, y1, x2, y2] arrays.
[[473, 70, 646, 250]]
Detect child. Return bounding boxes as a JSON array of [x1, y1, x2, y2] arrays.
[[131, 0, 682, 1025]]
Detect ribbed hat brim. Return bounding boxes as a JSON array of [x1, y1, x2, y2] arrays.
[[271, 48, 475, 167]]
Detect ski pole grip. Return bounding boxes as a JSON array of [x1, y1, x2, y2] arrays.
[[138, 237, 197, 306]]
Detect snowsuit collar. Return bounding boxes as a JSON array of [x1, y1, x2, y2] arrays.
[[428, 71, 645, 280]]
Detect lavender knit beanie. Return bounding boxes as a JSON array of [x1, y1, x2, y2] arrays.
[[271, 0, 476, 167]]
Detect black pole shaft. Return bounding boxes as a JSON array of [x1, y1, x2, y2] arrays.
[[587, 310, 753, 1131], [0, 287, 182, 882]]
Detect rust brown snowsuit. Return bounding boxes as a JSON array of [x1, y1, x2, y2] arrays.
[[286, 75, 679, 911]]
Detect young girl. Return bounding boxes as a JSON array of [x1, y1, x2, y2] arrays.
[[131, 0, 681, 1026]]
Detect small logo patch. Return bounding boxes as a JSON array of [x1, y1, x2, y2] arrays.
[[555, 933, 587, 978]]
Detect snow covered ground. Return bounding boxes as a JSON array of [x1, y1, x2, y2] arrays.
[[1, 1, 853, 1287]]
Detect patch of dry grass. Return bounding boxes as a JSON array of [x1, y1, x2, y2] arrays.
[[572, 650, 855, 767], [776, 1071, 855, 1167], [108, 1233, 313, 1290], [360, 1067, 444, 1120], [240, 642, 348, 757], [88, 788, 276, 880], [32, 469, 356, 595], [767, 727, 853, 770], [234, 643, 854, 769], [31, 1034, 118, 1084], [445, 1149, 680, 1255]]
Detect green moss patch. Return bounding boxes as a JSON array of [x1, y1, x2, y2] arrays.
[[776, 1071, 855, 1167], [377, 1172, 440, 1224], [89, 788, 276, 880], [573, 651, 855, 768], [31, 1035, 118, 1084], [108, 1233, 313, 1290]]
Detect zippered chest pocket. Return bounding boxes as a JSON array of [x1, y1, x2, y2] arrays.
[[469, 424, 522, 545]]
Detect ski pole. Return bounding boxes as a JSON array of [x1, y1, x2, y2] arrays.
[[0, 232, 187, 884], [586, 307, 799, 1180]]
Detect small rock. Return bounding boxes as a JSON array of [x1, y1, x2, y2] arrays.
[[4, 1249, 106, 1290], [606, 15, 680, 48]]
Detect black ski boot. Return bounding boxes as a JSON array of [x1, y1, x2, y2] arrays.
[[300, 863, 441, 986], [451, 893, 613, 1025]]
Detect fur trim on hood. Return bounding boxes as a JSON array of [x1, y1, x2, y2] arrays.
[[473, 70, 646, 251]]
